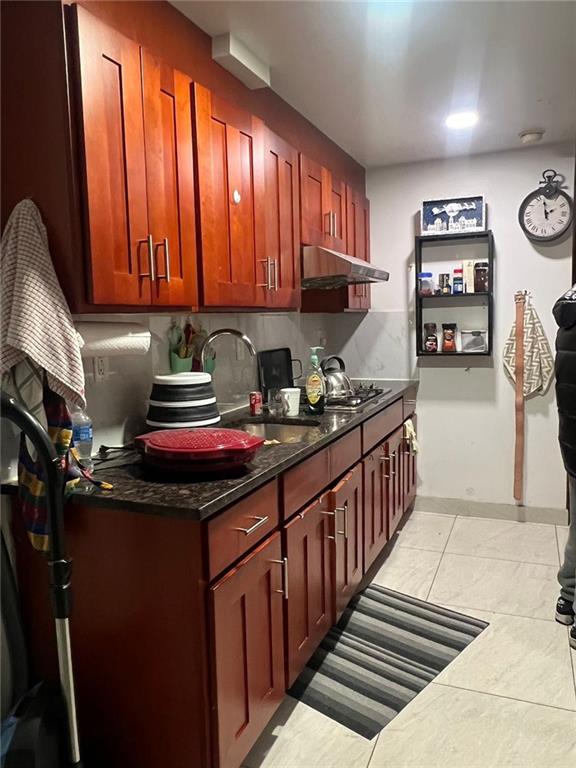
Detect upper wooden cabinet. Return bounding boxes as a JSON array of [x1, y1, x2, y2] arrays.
[[300, 159, 372, 313], [263, 128, 301, 309], [72, 7, 197, 307], [300, 154, 346, 251], [193, 83, 268, 308], [346, 186, 371, 311], [141, 50, 197, 307]]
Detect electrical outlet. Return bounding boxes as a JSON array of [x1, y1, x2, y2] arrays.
[[94, 356, 107, 382]]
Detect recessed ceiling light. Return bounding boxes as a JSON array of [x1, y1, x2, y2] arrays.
[[445, 111, 479, 129]]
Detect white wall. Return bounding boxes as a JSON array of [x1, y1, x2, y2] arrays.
[[364, 143, 574, 509]]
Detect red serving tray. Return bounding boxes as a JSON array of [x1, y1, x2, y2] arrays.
[[134, 427, 264, 467]]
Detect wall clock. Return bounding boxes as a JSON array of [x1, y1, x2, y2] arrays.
[[518, 169, 573, 243]]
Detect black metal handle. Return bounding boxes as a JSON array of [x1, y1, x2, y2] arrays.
[[320, 355, 346, 374], [0, 392, 70, 617]]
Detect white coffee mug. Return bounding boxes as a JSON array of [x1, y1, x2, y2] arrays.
[[280, 387, 301, 417]]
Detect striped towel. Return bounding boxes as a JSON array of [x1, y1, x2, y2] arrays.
[[503, 298, 554, 396], [0, 199, 85, 408], [1, 200, 86, 551]]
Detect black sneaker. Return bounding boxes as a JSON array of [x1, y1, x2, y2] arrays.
[[556, 597, 575, 625]]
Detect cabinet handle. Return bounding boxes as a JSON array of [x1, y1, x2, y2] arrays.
[[272, 259, 279, 291], [257, 258, 273, 289], [319, 510, 335, 516], [380, 455, 391, 462], [232, 189, 241, 204], [332, 212, 337, 239], [324, 211, 332, 236], [137, 235, 155, 281], [384, 471, 397, 479], [163, 237, 170, 283], [235, 515, 269, 535], [334, 502, 348, 539], [155, 238, 170, 282], [271, 557, 289, 599]]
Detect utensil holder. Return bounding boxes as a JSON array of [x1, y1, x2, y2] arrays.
[[170, 351, 193, 374]]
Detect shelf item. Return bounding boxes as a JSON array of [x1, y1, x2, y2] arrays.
[[421, 195, 486, 236], [414, 230, 494, 358], [461, 330, 488, 354]]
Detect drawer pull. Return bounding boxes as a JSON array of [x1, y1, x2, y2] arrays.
[[380, 455, 391, 462], [384, 471, 397, 479], [270, 557, 289, 599], [334, 502, 348, 539], [235, 515, 269, 536], [319, 510, 335, 516]]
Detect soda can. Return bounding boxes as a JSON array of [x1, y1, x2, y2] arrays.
[[249, 391, 263, 416]]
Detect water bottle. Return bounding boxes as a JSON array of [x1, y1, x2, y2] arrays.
[[71, 405, 94, 472]]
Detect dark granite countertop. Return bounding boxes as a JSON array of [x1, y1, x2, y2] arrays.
[[18, 380, 417, 521]]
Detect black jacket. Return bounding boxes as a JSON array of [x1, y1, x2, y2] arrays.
[[554, 286, 576, 478]]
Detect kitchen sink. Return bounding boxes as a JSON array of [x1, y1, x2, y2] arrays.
[[228, 415, 321, 444]]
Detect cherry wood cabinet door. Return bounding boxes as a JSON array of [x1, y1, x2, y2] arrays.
[[263, 128, 301, 309], [387, 428, 405, 537], [403, 416, 417, 513], [327, 171, 347, 252], [194, 83, 267, 308], [141, 51, 197, 307], [73, 6, 150, 305], [330, 464, 364, 622], [300, 154, 330, 246], [284, 494, 334, 688], [363, 446, 389, 573], [346, 186, 371, 311], [210, 533, 285, 768]]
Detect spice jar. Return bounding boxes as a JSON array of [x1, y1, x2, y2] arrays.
[[474, 262, 489, 293], [439, 273, 451, 295], [442, 323, 457, 353], [423, 322, 438, 353], [418, 272, 435, 296], [453, 267, 464, 294]]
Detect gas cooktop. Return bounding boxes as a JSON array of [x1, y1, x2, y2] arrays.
[[325, 384, 392, 413]]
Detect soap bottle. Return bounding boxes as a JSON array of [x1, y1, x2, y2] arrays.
[[305, 346, 326, 415]]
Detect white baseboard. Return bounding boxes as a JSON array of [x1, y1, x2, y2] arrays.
[[415, 495, 568, 526]]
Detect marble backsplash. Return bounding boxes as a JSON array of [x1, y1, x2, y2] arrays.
[[81, 309, 412, 449]]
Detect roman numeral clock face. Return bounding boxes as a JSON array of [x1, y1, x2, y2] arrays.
[[519, 180, 573, 243]]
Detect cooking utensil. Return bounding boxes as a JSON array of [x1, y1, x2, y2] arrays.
[[257, 348, 303, 399], [135, 427, 264, 473], [320, 355, 354, 401]]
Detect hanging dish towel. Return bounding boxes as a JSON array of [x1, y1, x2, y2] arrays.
[[503, 298, 554, 396], [0, 199, 85, 409], [403, 418, 419, 454]]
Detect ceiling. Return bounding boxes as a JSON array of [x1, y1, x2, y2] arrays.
[[171, 1, 576, 168]]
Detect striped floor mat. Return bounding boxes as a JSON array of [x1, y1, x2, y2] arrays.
[[288, 584, 488, 739]]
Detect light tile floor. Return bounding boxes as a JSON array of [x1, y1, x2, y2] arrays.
[[243, 511, 576, 768]]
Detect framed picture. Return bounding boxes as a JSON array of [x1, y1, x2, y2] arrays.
[[421, 195, 486, 236]]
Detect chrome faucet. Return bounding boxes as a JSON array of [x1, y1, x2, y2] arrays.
[[200, 328, 257, 371]]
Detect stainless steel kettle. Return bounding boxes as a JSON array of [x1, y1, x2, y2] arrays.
[[320, 356, 354, 401]]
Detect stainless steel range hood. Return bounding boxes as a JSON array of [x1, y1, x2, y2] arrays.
[[301, 245, 390, 289]]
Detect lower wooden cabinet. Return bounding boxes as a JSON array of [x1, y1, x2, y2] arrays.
[[403, 416, 417, 514], [284, 494, 334, 687], [330, 464, 364, 622], [363, 446, 389, 572], [387, 428, 405, 537], [210, 533, 285, 768]]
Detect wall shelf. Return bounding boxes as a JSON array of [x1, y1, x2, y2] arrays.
[[415, 230, 495, 357]]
